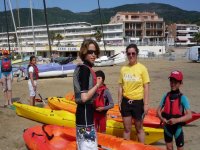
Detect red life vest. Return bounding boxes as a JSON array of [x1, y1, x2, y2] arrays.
[[1, 58, 12, 72], [161, 92, 184, 120], [93, 84, 107, 108], [28, 64, 39, 80]]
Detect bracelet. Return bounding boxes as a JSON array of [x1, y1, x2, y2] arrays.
[[144, 104, 148, 105]]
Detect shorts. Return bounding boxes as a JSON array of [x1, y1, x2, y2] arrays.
[[1, 74, 12, 92], [76, 124, 98, 150], [28, 80, 37, 97], [164, 124, 184, 147], [120, 97, 144, 120], [94, 112, 106, 133]]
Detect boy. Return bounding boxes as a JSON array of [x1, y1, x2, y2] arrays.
[[157, 70, 192, 150], [93, 70, 114, 133]]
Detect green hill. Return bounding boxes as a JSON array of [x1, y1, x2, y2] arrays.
[[0, 3, 200, 32]]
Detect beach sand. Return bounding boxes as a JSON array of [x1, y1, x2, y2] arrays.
[[0, 50, 200, 150]]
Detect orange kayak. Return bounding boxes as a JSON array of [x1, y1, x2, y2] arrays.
[[23, 125, 162, 150]]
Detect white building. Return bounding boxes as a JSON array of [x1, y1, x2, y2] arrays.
[[167, 24, 199, 46], [0, 21, 165, 57]]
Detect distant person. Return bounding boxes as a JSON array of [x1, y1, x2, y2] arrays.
[[0, 50, 13, 107], [118, 44, 150, 143], [157, 70, 192, 150], [93, 70, 114, 133], [27, 56, 39, 106], [73, 39, 101, 150]]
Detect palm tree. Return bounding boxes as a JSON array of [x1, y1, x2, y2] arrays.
[[10, 33, 17, 46], [55, 33, 64, 46], [194, 32, 200, 45], [94, 29, 103, 42], [49, 31, 56, 45]]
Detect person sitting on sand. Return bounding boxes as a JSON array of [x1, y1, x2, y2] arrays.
[[157, 70, 192, 150]]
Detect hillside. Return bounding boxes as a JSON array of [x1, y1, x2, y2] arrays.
[[0, 3, 200, 32]]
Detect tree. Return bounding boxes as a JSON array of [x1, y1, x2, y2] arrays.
[[55, 33, 64, 46], [194, 32, 200, 45], [10, 33, 17, 46], [93, 28, 103, 42], [49, 31, 56, 45]]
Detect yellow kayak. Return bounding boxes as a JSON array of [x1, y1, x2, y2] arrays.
[[13, 102, 75, 127], [13, 102, 163, 144]]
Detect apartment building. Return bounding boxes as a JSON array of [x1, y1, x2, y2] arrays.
[[0, 22, 124, 47], [109, 12, 165, 44], [167, 23, 199, 46]]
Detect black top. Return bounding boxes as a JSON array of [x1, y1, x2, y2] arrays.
[[76, 61, 95, 126]]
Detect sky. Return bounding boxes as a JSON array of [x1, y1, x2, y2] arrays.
[[0, 0, 200, 12]]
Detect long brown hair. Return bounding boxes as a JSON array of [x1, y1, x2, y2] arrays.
[[79, 39, 100, 61]]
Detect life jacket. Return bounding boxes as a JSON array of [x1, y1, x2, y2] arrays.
[[161, 92, 185, 125], [1, 58, 12, 72], [73, 64, 96, 104], [27, 64, 39, 80], [93, 84, 107, 108]]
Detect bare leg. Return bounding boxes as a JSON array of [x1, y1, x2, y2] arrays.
[[4, 91, 8, 105], [7, 90, 12, 105], [122, 116, 132, 140], [134, 119, 145, 143], [30, 96, 35, 106], [177, 146, 183, 150], [166, 142, 173, 150]]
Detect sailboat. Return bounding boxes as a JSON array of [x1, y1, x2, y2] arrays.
[[94, 52, 126, 66], [94, 0, 126, 67]]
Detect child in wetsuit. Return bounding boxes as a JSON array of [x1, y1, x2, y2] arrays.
[[157, 70, 192, 150]]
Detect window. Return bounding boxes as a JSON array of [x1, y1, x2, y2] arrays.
[[131, 16, 139, 19]]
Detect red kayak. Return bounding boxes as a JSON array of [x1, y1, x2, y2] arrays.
[[23, 125, 163, 150]]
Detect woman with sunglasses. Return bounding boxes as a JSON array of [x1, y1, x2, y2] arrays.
[[73, 39, 102, 150], [118, 44, 150, 143]]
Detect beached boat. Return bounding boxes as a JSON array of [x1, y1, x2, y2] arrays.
[[23, 125, 162, 150], [94, 52, 126, 67], [13, 102, 163, 144], [16, 62, 76, 78], [37, 62, 76, 77]]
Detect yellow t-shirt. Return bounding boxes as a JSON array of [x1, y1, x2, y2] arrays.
[[118, 63, 150, 100]]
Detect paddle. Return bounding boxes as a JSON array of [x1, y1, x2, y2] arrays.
[[38, 94, 46, 105]]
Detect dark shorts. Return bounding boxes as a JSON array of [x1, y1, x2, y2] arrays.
[[164, 124, 184, 147], [120, 97, 144, 120]]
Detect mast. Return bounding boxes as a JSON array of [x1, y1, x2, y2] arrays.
[[29, 0, 37, 56], [8, 0, 21, 56], [43, 0, 52, 58], [97, 0, 106, 54], [3, 0, 11, 52], [16, 0, 23, 57]]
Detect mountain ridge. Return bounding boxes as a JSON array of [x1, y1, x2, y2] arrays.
[[0, 3, 200, 32]]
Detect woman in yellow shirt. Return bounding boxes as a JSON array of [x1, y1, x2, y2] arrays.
[[118, 44, 150, 143]]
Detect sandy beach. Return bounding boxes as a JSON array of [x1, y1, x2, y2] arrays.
[[0, 49, 200, 150]]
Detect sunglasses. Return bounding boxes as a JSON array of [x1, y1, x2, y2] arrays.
[[87, 50, 98, 55], [127, 52, 136, 56]]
